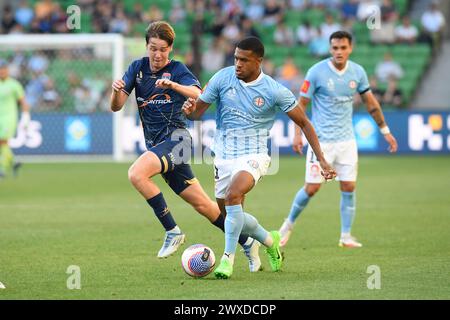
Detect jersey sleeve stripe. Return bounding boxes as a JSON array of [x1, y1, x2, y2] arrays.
[[359, 87, 370, 95]]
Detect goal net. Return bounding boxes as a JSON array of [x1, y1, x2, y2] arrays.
[[0, 34, 129, 161]]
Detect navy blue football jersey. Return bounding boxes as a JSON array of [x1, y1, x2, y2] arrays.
[[122, 58, 201, 148]]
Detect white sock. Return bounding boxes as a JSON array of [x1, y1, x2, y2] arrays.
[[222, 253, 235, 265], [341, 232, 351, 239], [243, 237, 253, 246], [168, 225, 181, 234]]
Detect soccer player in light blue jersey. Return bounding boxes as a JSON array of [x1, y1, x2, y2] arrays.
[[182, 37, 336, 279], [279, 31, 398, 248]]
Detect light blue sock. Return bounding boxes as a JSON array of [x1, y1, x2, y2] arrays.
[[287, 187, 311, 223], [224, 205, 245, 255], [242, 212, 269, 244], [340, 191, 356, 234]]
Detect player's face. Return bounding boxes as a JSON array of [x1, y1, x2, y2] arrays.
[[234, 48, 262, 81], [329, 38, 353, 66], [147, 37, 172, 72]]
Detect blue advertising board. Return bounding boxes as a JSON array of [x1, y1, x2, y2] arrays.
[[10, 111, 450, 156], [11, 113, 113, 155]]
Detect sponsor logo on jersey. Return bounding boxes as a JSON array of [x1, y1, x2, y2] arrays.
[[301, 80, 310, 94], [253, 96, 265, 107], [136, 71, 143, 83], [138, 93, 172, 107], [327, 78, 335, 91], [226, 87, 237, 98]]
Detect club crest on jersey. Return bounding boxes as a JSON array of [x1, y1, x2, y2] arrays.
[[161, 72, 171, 80], [349, 80, 357, 89], [253, 96, 265, 107]]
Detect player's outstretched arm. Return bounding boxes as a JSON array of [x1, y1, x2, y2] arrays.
[[182, 97, 211, 120], [110, 79, 129, 112], [362, 91, 398, 153], [155, 79, 201, 100], [291, 97, 310, 155], [287, 105, 336, 180]]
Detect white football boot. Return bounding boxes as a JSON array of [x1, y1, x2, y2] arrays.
[[242, 238, 262, 272], [339, 234, 362, 248], [157, 231, 186, 258], [279, 219, 294, 247]]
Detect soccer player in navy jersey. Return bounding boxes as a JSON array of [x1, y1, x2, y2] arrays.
[[110, 21, 260, 268]]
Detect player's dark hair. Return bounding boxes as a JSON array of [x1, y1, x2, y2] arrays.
[[145, 21, 175, 46], [236, 37, 265, 58], [329, 31, 353, 44]]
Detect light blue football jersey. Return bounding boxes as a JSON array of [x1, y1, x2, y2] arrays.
[[199, 66, 297, 159], [300, 59, 370, 143]]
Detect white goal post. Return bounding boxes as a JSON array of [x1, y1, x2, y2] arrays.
[[0, 34, 126, 162]]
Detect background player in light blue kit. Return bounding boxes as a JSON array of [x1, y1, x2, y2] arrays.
[[183, 37, 336, 279], [279, 31, 398, 248]]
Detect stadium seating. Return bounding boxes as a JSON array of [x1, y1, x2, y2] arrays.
[[10, 0, 432, 110]]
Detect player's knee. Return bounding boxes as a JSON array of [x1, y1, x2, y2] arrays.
[[224, 189, 244, 205], [341, 183, 355, 193], [128, 166, 143, 186], [305, 184, 321, 197]]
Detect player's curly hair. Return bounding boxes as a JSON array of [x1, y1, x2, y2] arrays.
[[237, 37, 265, 58], [145, 21, 175, 46]]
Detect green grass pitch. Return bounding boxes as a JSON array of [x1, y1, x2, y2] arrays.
[[1, 156, 449, 299]]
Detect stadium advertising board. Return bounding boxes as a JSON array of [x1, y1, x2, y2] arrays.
[[11, 111, 450, 156]]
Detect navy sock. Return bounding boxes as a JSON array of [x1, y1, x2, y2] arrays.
[[146, 193, 176, 231], [213, 214, 249, 246]]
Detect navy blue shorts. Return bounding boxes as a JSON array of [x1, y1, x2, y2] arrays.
[[149, 136, 197, 195]]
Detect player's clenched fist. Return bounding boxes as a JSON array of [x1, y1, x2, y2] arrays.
[[182, 97, 196, 115], [155, 79, 175, 89], [319, 159, 337, 181], [112, 79, 126, 92]]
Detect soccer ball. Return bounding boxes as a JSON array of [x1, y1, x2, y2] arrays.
[[181, 244, 216, 278]]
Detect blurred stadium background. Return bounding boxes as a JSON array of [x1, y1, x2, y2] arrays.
[[1, 0, 449, 300], [0, 0, 448, 159]]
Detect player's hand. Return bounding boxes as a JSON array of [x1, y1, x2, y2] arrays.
[[319, 159, 337, 181], [384, 133, 398, 153], [155, 79, 174, 89], [292, 134, 304, 155], [112, 79, 126, 92], [182, 97, 197, 115], [20, 111, 31, 130]]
